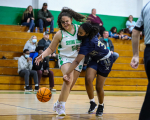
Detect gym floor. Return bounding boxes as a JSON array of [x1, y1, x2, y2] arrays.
[[0, 91, 145, 120]]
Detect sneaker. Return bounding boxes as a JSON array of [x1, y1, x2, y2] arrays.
[[96, 104, 104, 116], [27, 30, 30, 33], [25, 86, 33, 92], [88, 101, 97, 114], [50, 88, 56, 92], [2, 56, 6, 59], [34, 86, 39, 92], [55, 103, 66, 116], [53, 102, 57, 112]]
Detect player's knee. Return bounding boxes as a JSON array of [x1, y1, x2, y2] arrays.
[[85, 77, 93, 86], [96, 86, 103, 93]]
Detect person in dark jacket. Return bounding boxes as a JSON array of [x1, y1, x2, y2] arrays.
[[38, 31, 56, 57], [38, 3, 54, 33], [100, 31, 119, 62], [33, 49, 56, 91], [21, 5, 35, 32]]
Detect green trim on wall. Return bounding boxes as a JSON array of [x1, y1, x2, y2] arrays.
[[0, 6, 138, 32]]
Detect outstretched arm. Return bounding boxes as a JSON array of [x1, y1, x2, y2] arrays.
[[35, 30, 61, 65], [63, 54, 85, 81]]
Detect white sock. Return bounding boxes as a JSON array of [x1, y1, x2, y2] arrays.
[[59, 101, 66, 107], [90, 98, 95, 102], [99, 103, 104, 106], [35, 84, 38, 86]]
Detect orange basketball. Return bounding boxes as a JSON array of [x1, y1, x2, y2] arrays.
[[36, 87, 52, 102]]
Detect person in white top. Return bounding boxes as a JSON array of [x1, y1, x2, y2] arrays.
[[35, 7, 86, 116], [23, 35, 38, 63], [126, 15, 136, 33]]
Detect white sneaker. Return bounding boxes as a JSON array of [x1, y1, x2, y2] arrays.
[[27, 30, 30, 33], [51, 89, 56, 92], [53, 102, 57, 112], [55, 103, 66, 116]]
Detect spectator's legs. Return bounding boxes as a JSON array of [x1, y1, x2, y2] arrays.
[[29, 70, 38, 85], [112, 35, 119, 39], [29, 19, 35, 32], [113, 52, 119, 62], [39, 19, 44, 33], [42, 70, 54, 89], [45, 20, 54, 33], [19, 70, 30, 86], [139, 46, 150, 120], [37, 70, 43, 85], [48, 70, 54, 89], [21, 22, 30, 27], [50, 20, 54, 32]]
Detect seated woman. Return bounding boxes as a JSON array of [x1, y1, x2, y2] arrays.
[[109, 27, 121, 39], [126, 15, 136, 33], [87, 8, 105, 37], [21, 5, 35, 32], [23, 35, 38, 63], [118, 30, 132, 40]]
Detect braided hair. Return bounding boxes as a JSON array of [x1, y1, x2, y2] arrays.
[[80, 22, 99, 40], [57, 7, 86, 30]]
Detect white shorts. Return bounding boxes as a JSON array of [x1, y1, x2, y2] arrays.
[[58, 55, 84, 72]]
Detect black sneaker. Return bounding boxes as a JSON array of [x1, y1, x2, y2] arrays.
[[25, 86, 33, 92], [88, 101, 97, 114], [96, 104, 104, 116], [2, 56, 6, 59], [34, 86, 39, 92]]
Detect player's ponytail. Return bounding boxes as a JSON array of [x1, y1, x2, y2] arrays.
[[80, 22, 99, 40], [57, 7, 86, 30]]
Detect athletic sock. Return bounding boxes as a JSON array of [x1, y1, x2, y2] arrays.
[[59, 101, 66, 107], [90, 98, 95, 103], [99, 103, 104, 106]]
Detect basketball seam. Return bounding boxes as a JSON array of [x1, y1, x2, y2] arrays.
[[41, 88, 47, 101]]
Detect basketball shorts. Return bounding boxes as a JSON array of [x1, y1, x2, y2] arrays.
[[87, 54, 114, 77], [58, 55, 84, 72]]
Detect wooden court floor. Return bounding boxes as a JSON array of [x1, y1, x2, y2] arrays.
[[0, 91, 145, 120]]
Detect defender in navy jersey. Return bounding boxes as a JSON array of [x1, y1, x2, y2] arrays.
[[63, 23, 114, 116]]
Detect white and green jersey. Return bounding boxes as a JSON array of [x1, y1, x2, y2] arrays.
[[58, 24, 81, 58]]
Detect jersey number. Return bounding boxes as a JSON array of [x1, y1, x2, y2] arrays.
[[98, 41, 106, 49], [72, 45, 79, 51]]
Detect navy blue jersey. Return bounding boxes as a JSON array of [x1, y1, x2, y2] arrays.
[[78, 35, 109, 61]]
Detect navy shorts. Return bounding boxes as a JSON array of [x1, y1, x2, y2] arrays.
[[87, 54, 114, 77]]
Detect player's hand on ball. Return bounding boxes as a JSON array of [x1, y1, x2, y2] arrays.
[[130, 56, 139, 69], [63, 74, 70, 82], [35, 55, 43, 65]]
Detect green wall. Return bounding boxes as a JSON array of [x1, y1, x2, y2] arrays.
[[0, 6, 138, 32]]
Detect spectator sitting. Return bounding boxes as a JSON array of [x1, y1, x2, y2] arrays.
[[109, 27, 121, 39], [100, 31, 119, 62], [87, 8, 105, 37], [126, 15, 136, 33], [38, 3, 54, 33], [33, 49, 56, 91], [23, 35, 38, 64], [118, 30, 132, 40], [21, 5, 35, 32], [37, 31, 56, 61], [18, 49, 39, 92]]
